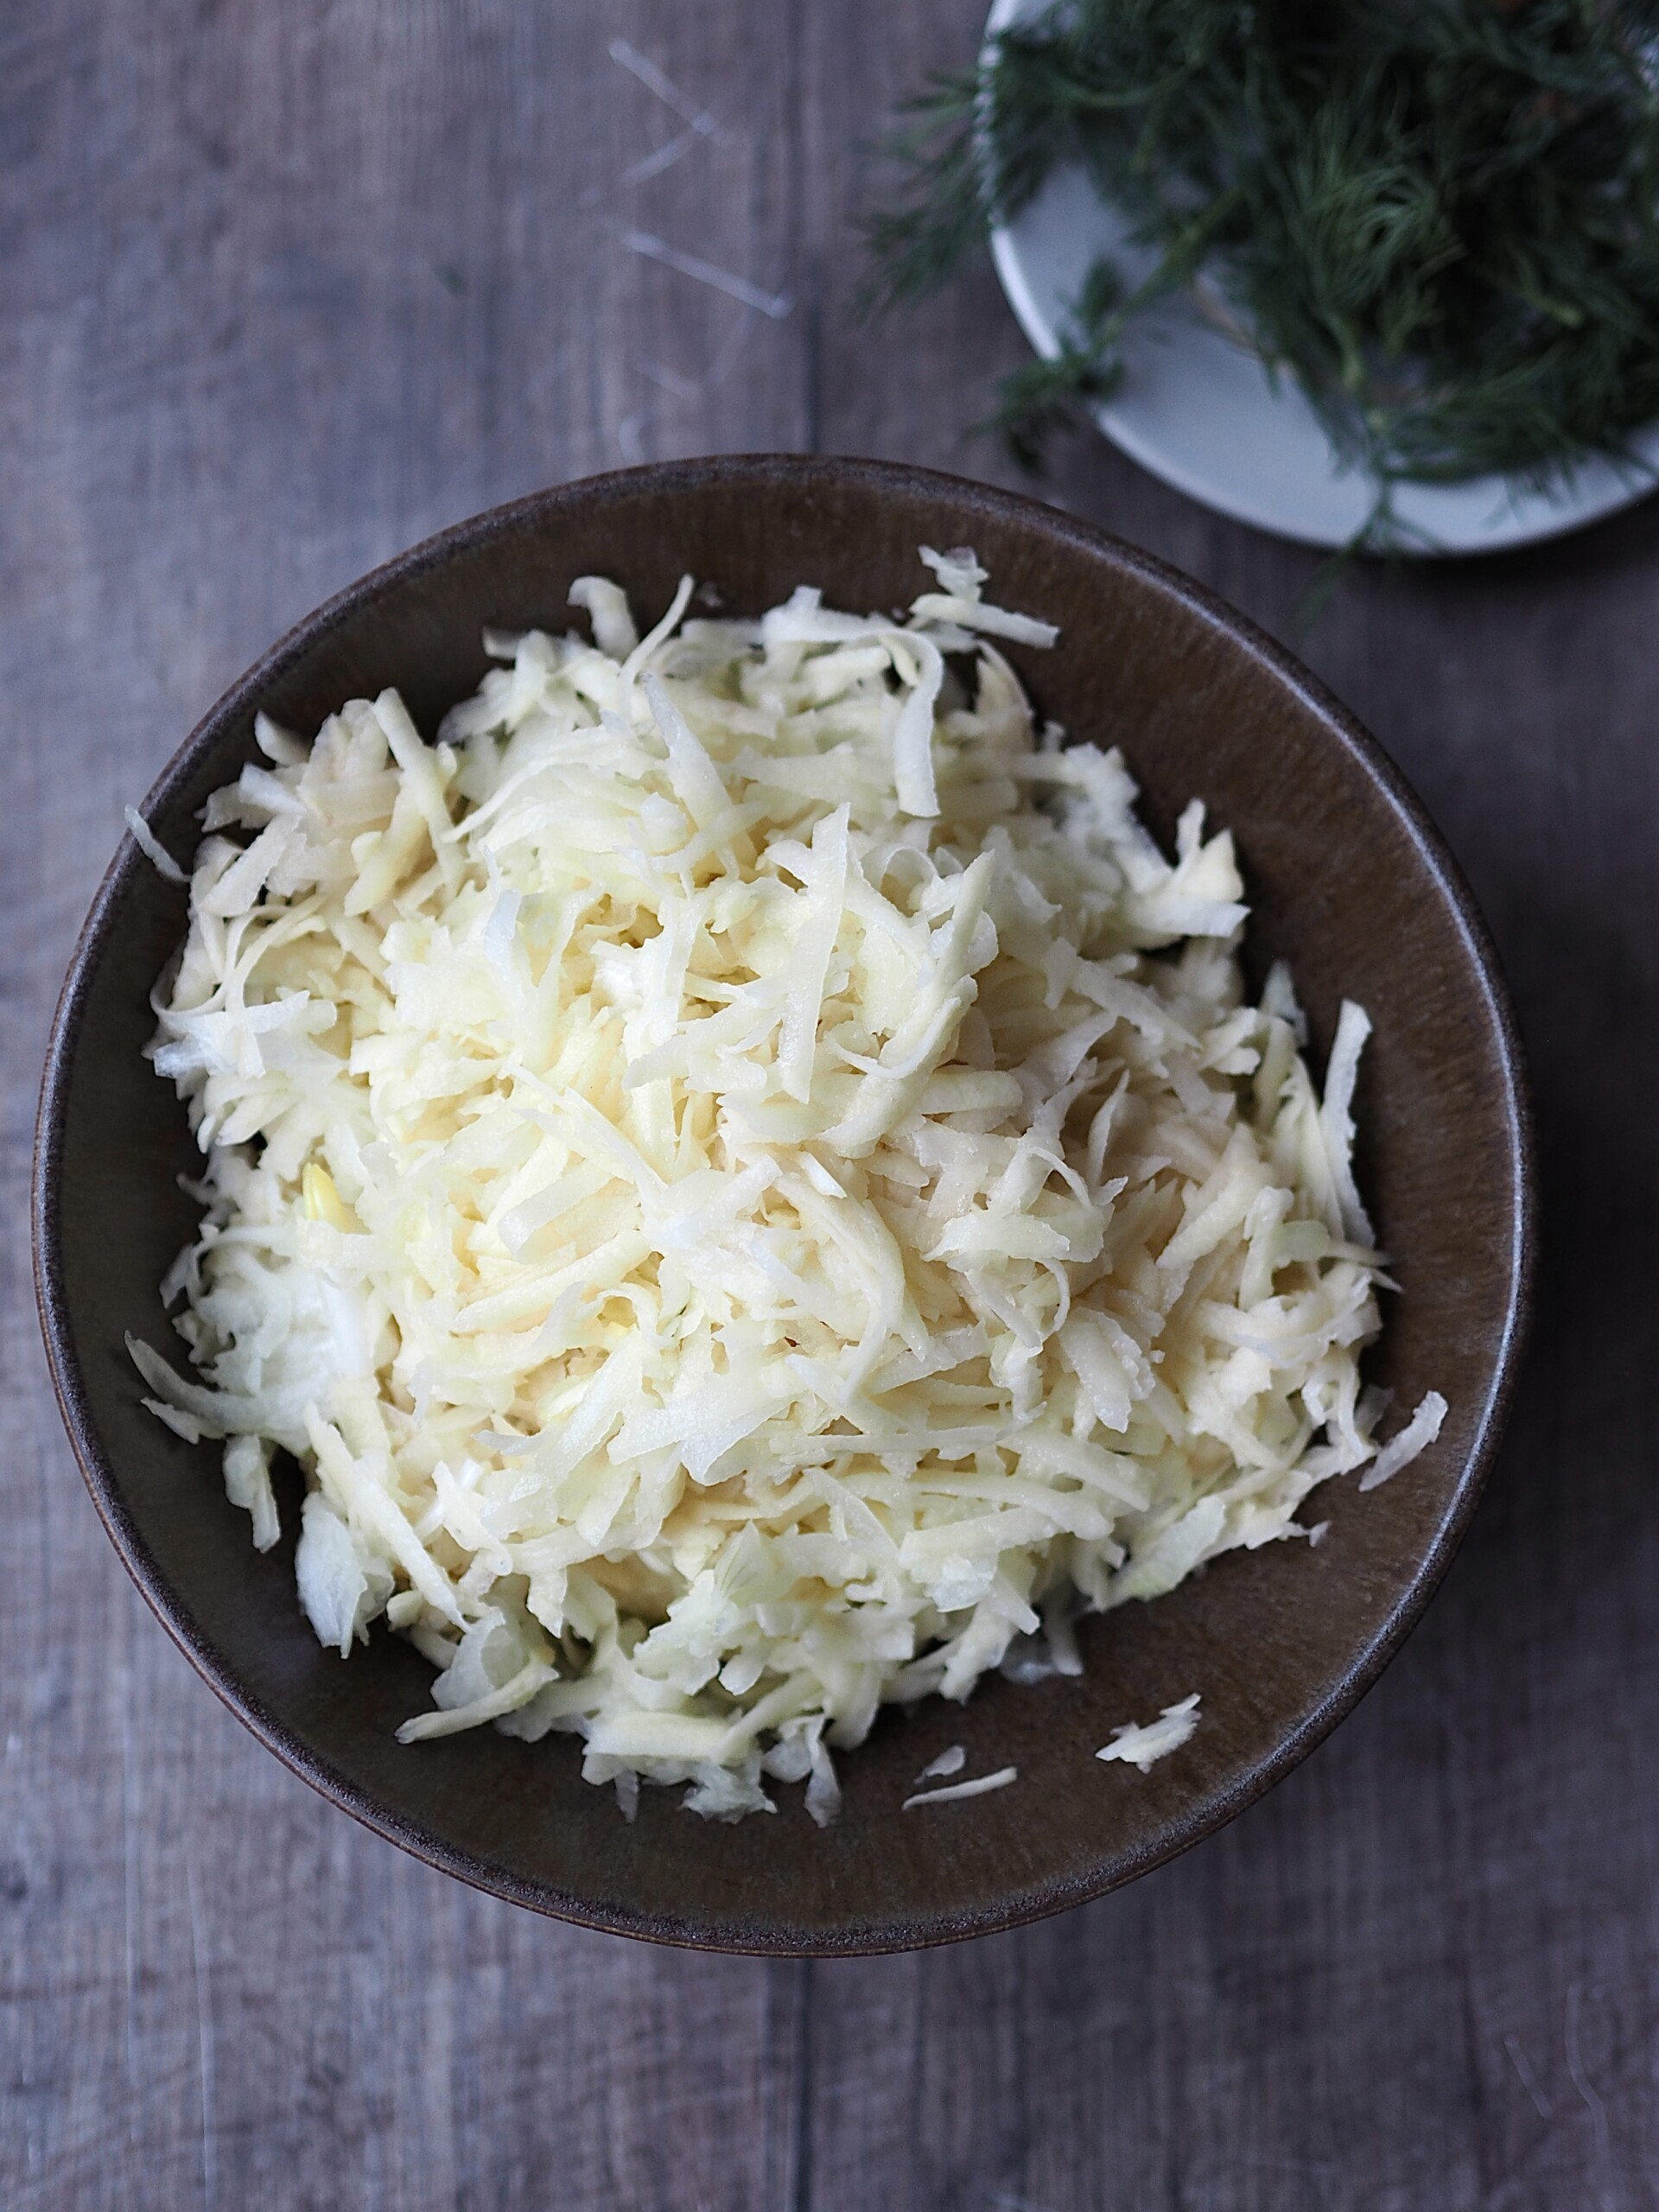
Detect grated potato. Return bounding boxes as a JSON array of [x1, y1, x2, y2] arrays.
[[131, 548, 1442, 1822]]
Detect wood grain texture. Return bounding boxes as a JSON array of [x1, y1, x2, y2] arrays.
[[3, 0, 1656, 2205], [1, 5, 815, 2207]]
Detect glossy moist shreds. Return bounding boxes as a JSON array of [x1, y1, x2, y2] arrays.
[[132, 548, 1434, 1823]]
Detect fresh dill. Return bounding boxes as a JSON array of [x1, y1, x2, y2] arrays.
[[864, 0, 1659, 511]]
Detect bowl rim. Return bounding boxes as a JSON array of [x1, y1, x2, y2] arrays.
[[32, 453, 1536, 1955]]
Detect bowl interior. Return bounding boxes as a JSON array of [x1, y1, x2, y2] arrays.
[[35, 457, 1530, 1953]]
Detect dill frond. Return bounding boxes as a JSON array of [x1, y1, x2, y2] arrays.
[[864, 0, 1659, 488]]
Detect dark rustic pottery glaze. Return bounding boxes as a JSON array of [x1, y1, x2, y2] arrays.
[[34, 457, 1533, 1955]]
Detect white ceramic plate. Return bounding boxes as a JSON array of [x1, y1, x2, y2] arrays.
[[984, 0, 1659, 553]]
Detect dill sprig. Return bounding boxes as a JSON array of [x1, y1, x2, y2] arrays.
[[863, 0, 1659, 504]]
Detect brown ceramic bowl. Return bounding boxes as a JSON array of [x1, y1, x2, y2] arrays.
[[34, 457, 1533, 1954]]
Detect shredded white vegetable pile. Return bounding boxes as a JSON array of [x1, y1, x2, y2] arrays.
[[133, 547, 1441, 1825]]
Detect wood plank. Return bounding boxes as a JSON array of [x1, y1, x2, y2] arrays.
[[0, 3, 813, 2204], [799, 5, 1659, 2208]]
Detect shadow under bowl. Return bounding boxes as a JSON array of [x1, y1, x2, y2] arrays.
[[34, 455, 1534, 1955]]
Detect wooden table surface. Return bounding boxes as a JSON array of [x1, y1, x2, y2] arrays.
[[5, 5, 1657, 2206]]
